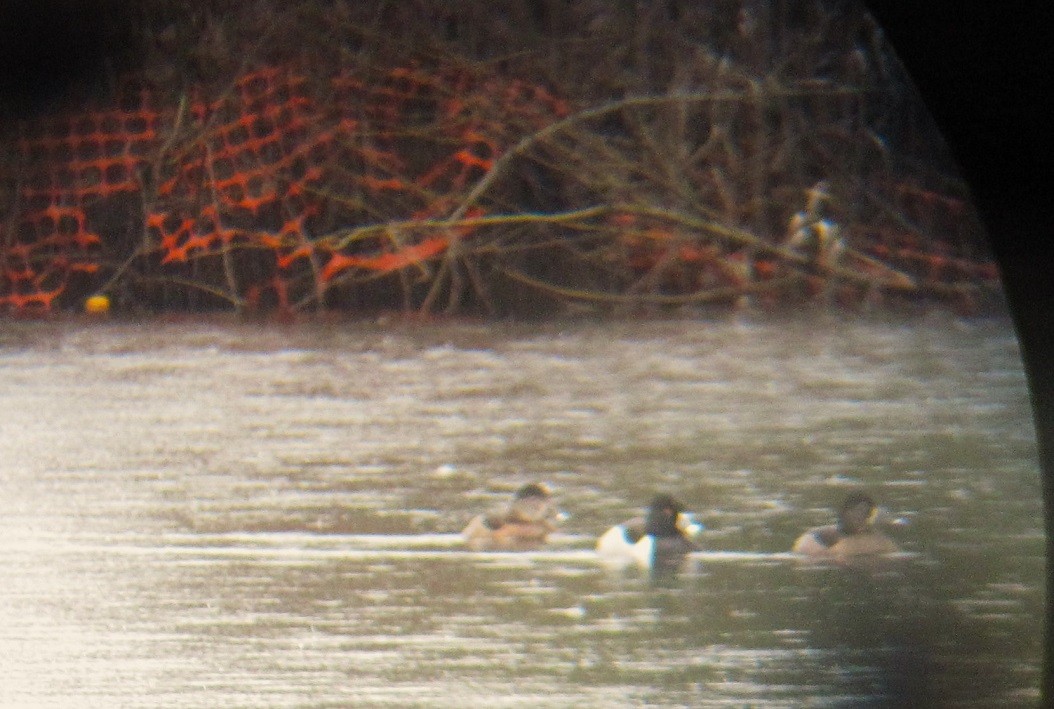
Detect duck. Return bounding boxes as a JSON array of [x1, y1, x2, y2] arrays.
[[792, 491, 900, 563], [462, 482, 562, 551], [596, 494, 703, 573]]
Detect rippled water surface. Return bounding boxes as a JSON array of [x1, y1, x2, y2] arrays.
[[0, 314, 1043, 707]]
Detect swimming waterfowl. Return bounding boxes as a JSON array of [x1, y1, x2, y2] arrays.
[[792, 491, 899, 562], [462, 483, 561, 551], [596, 494, 703, 573]]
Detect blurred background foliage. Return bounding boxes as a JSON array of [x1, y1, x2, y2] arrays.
[[0, 0, 999, 317]]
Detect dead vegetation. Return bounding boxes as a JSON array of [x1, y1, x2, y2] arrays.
[[0, 0, 1001, 317]]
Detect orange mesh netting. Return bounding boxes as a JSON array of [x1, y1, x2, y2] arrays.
[[1, 60, 569, 314], [1, 87, 166, 312], [0, 51, 998, 317]]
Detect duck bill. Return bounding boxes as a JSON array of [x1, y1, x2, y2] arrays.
[[676, 512, 704, 538]]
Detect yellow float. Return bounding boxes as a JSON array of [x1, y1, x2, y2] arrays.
[[84, 294, 111, 314]]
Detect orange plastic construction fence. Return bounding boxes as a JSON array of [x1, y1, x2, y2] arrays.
[[1, 60, 568, 314]]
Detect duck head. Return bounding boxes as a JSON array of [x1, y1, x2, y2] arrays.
[[837, 492, 877, 535], [506, 482, 560, 524], [644, 494, 686, 538]]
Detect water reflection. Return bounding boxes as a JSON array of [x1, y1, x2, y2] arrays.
[[0, 316, 1043, 707]]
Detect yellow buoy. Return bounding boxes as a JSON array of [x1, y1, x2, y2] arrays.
[[84, 294, 111, 314]]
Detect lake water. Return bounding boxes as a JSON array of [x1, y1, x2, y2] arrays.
[[0, 313, 1043, 707]]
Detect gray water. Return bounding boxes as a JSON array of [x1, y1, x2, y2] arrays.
[[0, 313, 1043, 707]]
